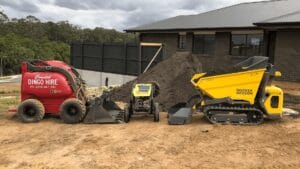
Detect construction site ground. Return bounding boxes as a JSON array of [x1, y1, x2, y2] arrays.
[[0, 82, 299, 169]]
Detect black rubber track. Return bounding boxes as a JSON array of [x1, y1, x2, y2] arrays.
[[203, 105, 264, 125]]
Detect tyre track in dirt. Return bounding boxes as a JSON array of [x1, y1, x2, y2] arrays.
[[0, 110, 299, 168]]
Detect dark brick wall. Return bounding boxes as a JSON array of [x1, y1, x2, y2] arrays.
[[140, 33, 195, 59], [215, 32, 231, 56], [274, 30, 300, 82], [211, 32, 238, 72], [186, 33, 194, 51], [140, 32, 243, 72], [139, 31, 300, 82], [140, 33, 178, 59]]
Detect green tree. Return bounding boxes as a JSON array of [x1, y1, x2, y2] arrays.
[[0, 12, 135, 75]]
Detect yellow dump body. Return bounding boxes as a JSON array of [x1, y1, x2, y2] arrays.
[[191, 69, 266, 105]]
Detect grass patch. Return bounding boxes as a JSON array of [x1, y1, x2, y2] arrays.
[[0, 97, 20, 112], [0, 90, 20, 95], [0, 83, 20, 97]]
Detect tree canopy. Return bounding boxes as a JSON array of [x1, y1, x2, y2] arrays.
[[0, 12, 135, 75]]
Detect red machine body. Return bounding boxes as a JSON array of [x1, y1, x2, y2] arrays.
[[21, 60, 81, 115], [18, 60, 123, 124]]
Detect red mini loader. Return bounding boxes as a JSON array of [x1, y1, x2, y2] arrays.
[[17, 60, 124, 124]]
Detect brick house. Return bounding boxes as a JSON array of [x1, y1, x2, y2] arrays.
[[126, 0, 300, 81]]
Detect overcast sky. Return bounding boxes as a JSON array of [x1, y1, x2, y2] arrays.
[[0, 0, 262, 31]]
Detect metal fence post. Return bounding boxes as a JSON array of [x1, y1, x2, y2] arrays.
[[124, 43, 127, 74], [70, 43, 73, 65], [139, 44, 142, 74], [101, 43, 104, 71], [81, 43, 84, 69]]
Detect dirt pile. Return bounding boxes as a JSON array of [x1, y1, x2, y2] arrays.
[[110, 52, 202, 110]]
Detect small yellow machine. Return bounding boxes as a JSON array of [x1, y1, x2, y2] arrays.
[[168, 56, 284, 125], [124, 82, 160, 122]]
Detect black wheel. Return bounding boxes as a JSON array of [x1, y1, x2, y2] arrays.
[[59, 98, 86, 124], [148, 100, 154, 114], [17, 99, 45, 123], [154, 102, 160, 122], [124, 105, 130, 123], [129, 103, 133, 118]]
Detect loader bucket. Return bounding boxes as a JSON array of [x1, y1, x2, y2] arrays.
[[168, 103, 192, 125], [83, 93, 124, 124]]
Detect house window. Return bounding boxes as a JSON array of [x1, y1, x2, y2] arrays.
[[178, 34, 186, 49], [231, 34, 264, 56], [193, 35, 215, 55]]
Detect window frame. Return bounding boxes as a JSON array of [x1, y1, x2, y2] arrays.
[[178, 34, 186, 49], [230, 34, 264, 57]]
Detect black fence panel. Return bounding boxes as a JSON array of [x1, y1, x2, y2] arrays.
[[83, 43, 102, 71], [125, 44, 139, 75], [70, 43, 83, 69], [70, 42, 164, 76]]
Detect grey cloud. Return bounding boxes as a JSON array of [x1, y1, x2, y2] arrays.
[[125, 13, 163, 29], [53, 0, 226, 29], [54, 0, 213, 12], [124, 8, 173, 29], [54, 0, 137, 11], [0, 0, 40, 13], [179, 0, 211, 10], [0, 0, 262, 30], [53, 0, 196, 29]]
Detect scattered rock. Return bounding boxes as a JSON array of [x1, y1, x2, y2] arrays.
[[283, 108, 299, 117]]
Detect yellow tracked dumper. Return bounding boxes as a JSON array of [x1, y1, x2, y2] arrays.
[[168, 56, 283, 125]]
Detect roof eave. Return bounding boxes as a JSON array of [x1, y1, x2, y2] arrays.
[[254, 21, 300, 26], [125, 26, 260, 33]]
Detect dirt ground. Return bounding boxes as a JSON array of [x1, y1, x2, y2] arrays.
[[274, 81, 300, 96], [0, 83, 299, 169]]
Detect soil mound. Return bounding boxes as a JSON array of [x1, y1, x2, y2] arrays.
[[110, 52, 203, 110]]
